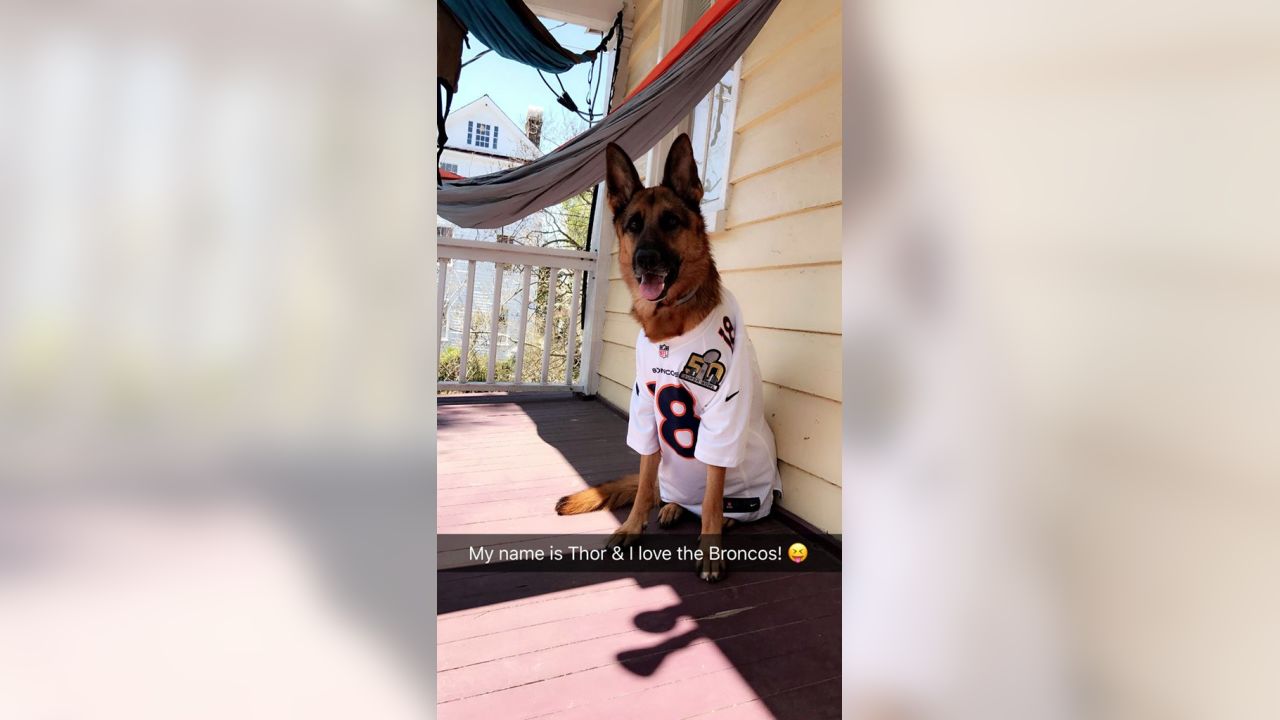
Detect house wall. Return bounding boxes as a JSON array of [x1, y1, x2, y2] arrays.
[[594, 0, 843, 534], [438, 147, 521, 183]]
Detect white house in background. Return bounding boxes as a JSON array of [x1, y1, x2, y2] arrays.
[[439, 95, 541, 187], [438, 95, 545, 359], [438, 95, 544, 244], [441, 95, 541, 169]]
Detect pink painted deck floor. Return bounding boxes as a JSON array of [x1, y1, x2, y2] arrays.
[[437, 394, 841, 719]]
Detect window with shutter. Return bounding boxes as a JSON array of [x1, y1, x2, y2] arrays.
[[688, 59, 742, 230]]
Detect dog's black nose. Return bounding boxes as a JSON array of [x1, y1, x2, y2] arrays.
[[633, 246, 660, 270]]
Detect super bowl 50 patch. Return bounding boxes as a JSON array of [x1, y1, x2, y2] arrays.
[[680, 349, 726, 391]]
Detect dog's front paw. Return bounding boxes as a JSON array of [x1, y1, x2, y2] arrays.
[[696, 534, 726, 582], [657, 502, 685, 528], [607, 520, 646, 549]]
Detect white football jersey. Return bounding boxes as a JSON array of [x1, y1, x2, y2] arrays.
[[626, 289, 781, 522]]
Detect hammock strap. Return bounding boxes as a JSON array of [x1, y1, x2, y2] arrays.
[[536, 10, 625, 124]]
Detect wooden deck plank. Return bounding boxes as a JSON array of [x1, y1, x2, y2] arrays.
[[437, 396, 841, 719], [541, 640, 842, 720], [438, 588, 839, 700], [437, 615, 838, 719], [690, 678, 844, 720], [437, 464, 634, 489], [440, 568, 834, 635], [439, 570, 809, 623], [439, 577, 837, 672]]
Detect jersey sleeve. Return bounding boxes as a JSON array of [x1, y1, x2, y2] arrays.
[[693, 312, 753, 468], [626, 332, 660, 456]]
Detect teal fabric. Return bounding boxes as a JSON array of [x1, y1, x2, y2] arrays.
[[444, 0, 591, 73]]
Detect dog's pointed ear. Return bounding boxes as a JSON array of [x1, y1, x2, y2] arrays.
[[605, 143, 642, 218], [662, 133, 703, 209]]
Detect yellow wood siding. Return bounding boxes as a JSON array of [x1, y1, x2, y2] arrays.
[[595, 0, 843, 533], [626, 7, 661, 94], [720, 266, 841, 334], [596, 375, 633, 415], [726, 146, 841, 227]]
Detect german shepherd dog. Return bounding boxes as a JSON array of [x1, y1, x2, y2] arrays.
[[556, 134, 763, 582]]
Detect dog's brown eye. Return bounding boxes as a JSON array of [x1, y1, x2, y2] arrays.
[[626, 215, 643, 234], [659, 211, 680, 231]]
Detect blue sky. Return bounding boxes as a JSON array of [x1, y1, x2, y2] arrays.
[[453, 19, 609, 148]]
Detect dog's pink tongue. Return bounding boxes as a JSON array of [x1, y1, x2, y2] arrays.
[[638, 273, 665, 301]]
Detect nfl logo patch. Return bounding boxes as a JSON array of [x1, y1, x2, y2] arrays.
[[658, 344, 669, 358]]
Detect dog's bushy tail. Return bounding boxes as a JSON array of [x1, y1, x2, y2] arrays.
[[555, 475, 639, 515]]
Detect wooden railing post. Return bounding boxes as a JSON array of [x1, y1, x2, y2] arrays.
[[486, 263, 505, 382], [457, 260, 476, 383], [514, 265, 532, 384]]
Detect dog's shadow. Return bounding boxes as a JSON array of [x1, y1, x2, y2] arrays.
[[617, 602, 703, 676]]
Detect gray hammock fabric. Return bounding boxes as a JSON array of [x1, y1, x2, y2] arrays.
[[437, 0, 782, 229]]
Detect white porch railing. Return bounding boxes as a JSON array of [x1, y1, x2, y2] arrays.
[[436, 235, 603, 394]]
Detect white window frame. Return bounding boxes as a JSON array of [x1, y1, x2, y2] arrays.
[[687, 58, 742, 232], [441, 162, 459, 174], [645, 0, 740, 232]]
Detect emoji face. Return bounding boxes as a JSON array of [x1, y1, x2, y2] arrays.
[[788, 543, 808, 564]]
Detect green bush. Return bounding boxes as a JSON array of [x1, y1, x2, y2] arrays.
[[495, 356, 517, 382], [438, 346, 520, 383], [437, 346, 485, 382]]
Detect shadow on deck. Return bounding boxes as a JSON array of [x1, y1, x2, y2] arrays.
[[437, 394, 841, 720]]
